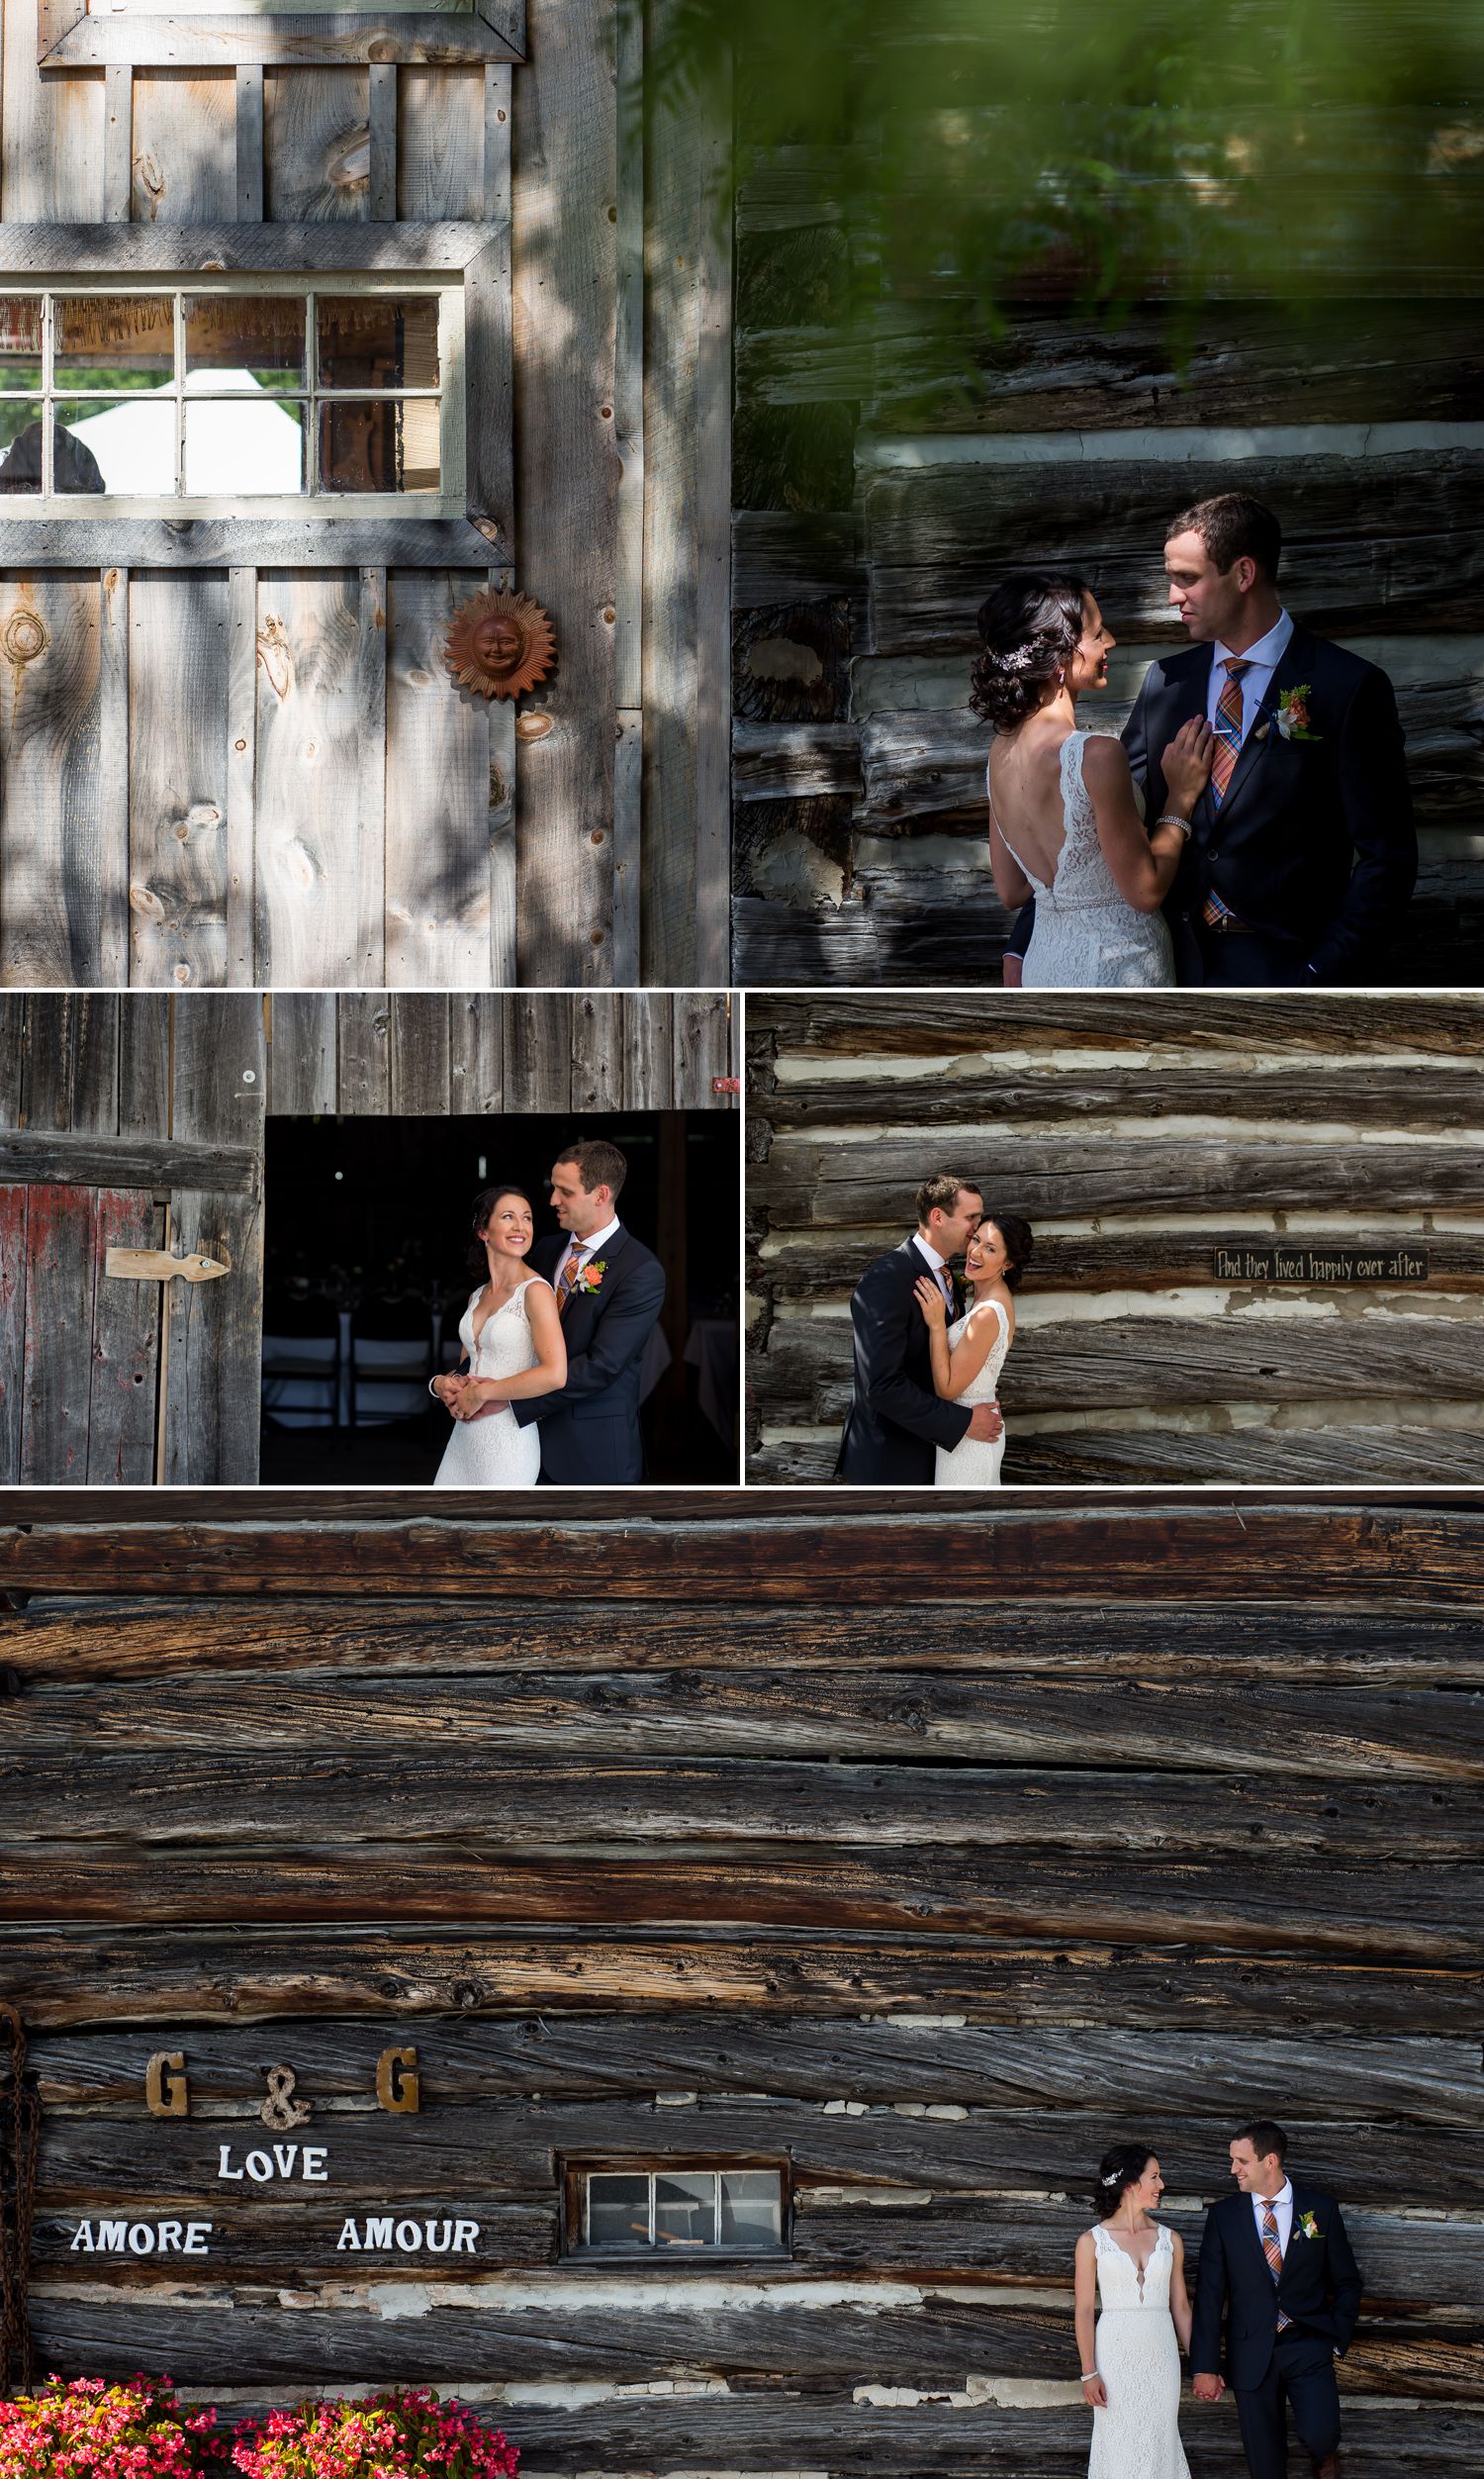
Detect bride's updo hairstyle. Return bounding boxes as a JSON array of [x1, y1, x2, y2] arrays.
[[970, 569, 1090, 730], [1092, 2144, 1156, 2221], [467, 1183, 533, 1280], [982, 1210, 1034, 1292]]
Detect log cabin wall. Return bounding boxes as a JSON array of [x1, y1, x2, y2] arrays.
[[0, 0, 730, 990], [0, 989, 736, 1480], [730, 92, 1484, 986], [0, 1495, 1479, 2472], [746, 994, 1484, 1483]]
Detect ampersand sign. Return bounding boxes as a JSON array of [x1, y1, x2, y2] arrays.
[[260, 2065, 312, 2131]]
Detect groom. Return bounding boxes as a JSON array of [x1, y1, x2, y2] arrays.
[[1124, 492, 1416, 986], [1191, 2119, 1362, 2479], [477, 1138, 666, 1483], [835, 1175, 1003, 1484]]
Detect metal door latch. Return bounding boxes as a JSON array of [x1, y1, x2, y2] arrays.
[[105, 1247, 231, 1285]]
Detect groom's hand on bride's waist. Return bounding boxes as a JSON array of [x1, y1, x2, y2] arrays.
[[966, 1402, 1003, 1442]]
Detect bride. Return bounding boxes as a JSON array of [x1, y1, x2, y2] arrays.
[[974, 571, 1214, 987], [913, 1213, 1031, 1487], [431, 1185, 567, 1488], [1075, 2145, 1193, 2479]]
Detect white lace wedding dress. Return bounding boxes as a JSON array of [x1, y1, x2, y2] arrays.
[[934, 1298, 1010, 1487], [432, 1278, 547, 1489], [1087, 2221, 1190, 2479], [996, 728, 1175, 988]]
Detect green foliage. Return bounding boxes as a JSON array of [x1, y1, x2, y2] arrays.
[[656, 0, 1484, 376]]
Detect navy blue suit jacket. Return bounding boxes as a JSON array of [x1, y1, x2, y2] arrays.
[[836, 1237, 973, 1484], [1190, 2186, 1362, 2392], [510, 1226, 666, 1484], [1123, 622, 1415, 984]]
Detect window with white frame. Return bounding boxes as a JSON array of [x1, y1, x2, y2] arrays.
[[0, 280, 462, 513], [565, 2163, 788, 2259]]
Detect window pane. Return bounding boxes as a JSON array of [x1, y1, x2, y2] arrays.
[[654, 2172, 716, 2250], [319, 401, 439, 496], [586, 2174, 650, 2249], [185, 397, 304, 496], [0, 302, 42, 394], [318, 295, 439, 389], [55, 296, 174, 391], [720, 2170, 783, 2250], [185, 295, 305, 392], [0, 406, 44, 494], [57, 399, 175, 494]]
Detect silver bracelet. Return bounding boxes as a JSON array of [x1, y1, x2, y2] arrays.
[[1155, 812, 1193, 839], [427, 1376, 443, 1397]]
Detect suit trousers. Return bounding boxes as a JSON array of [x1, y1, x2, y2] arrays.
[[1191, 925, 1312, 988], [1234, 2336, 1343, 2478]]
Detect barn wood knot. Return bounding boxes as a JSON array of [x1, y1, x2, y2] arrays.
[[137, 152, 165, 217], [260, 2065, 312, 2131], [326, 127, 372, 191], [257, 614, 292, 701], [445, 588, 556, 702], [2, 610, 48, 666]]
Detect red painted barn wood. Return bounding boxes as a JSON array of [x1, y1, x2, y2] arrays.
[[0, 1495, 1478, 2472]]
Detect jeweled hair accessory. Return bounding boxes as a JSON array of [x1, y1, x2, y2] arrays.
[[996, 643, 1040, 672]]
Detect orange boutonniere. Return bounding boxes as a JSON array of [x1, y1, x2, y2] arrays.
[[579, 1259, 607, 1292], [1276, 685, 1321, 742]]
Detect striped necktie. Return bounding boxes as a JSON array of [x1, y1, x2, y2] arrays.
[[1210, 659, 1252, 808], [1261, 2201, 1292, 2331], [556, 1243, 584, 1308]]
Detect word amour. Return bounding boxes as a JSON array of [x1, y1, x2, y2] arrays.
[[336, 2218, 481, 2252]]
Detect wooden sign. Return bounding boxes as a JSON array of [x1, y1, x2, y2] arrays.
[[1213, 1244, 1431, 1284], [105, 1246, 231, 1285]]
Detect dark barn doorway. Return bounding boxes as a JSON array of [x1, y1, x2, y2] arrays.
[[259, 1110, 739, 1484]]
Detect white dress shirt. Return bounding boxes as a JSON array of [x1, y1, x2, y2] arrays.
[[559, 1214, 621, 1287], [912, 1232, 958, 1313], [1206, 609, 1295, 742], [1252, 2177, 1294, 2258]]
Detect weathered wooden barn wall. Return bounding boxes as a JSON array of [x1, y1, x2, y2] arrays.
[[0, 989, 736, 1481], [0, 1496, 1479, 2471], [747, 994, 1484, 1482], [0, 0, 729, 988], [730, 86, 1484, 984]]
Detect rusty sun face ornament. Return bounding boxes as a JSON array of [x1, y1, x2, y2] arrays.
[[444, 588, 556, 701]]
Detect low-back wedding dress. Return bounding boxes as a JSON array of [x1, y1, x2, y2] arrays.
[[995, 728, 1175, 988], [934, 1298, 1010, 1487], [432, 1277, 548, 1488], [1086, 2221, 1190, 2479]]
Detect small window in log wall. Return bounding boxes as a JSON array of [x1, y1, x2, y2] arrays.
[[0, 283, 458, 514], [564, 2164, 788, 2259]]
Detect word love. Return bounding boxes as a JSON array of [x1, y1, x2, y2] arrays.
[[71, 2219, 212, 2254], [336, 2216, 480, 2254], [218, 2141, 328, 2183]]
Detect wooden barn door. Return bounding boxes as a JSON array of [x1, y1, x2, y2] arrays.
[[0, 10, 534, 990], [0, 1129, 264, 1484]]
